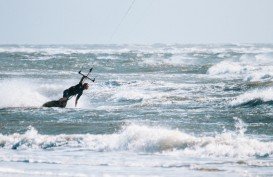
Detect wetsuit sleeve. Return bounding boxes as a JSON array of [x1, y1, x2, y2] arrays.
[[79, 76, 85, 84]]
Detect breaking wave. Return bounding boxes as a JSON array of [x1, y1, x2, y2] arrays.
[[207, 60, 256, 76], [1, 124, 273, 158], [230, 88, 273, 107], [207, 53, 273, 82]]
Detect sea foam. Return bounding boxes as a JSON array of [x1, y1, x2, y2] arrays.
[[230, 87, 273, 106], [207, 53, 273, 82], [0, 79, 48, 108], [1, 124, 272, 158], [0, 79, 93, 109], [207, 60, 255, 76]]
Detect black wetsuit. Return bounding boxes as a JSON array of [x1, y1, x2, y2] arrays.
[[63, 77, 85, 100]]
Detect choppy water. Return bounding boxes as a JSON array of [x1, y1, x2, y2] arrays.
[[0, 44, 273, 177]]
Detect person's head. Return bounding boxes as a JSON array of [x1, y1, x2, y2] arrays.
[[83, 83, 89, 90]]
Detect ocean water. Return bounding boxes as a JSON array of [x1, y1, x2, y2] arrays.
[[0, 44, 273, 177]]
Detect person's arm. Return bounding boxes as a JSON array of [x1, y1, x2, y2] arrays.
[[79, 76, 86, 84], [75, 92, 82, 107]]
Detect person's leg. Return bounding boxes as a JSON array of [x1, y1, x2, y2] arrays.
[[58, 98, 68, 108]]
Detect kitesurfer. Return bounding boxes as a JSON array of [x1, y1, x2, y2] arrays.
[[62, 76, 89, 107]]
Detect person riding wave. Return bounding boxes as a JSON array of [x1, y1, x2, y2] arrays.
[[61, 76, 89, 107], [43, 68, 94, 108]]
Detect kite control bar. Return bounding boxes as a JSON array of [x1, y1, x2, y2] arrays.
[[78, 68, 95, 82]]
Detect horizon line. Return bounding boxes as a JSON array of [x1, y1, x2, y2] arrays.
[[0, 42, 273, 46]]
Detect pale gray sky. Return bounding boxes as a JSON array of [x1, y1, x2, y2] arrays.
[[0, 0, 273, 44]]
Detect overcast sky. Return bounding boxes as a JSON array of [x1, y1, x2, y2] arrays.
[[0, 0, 273, 44]]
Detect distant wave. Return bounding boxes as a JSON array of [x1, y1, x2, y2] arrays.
[[207, 53, 273, 82], [207, 60, 254, 75], [230, 88, 273, 107], [1, 44, 273, 56], [1, 124, 272, 158]]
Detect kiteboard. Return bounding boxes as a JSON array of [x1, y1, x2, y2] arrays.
[[43, 98, 67, 108]]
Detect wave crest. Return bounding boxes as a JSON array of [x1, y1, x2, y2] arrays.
[[230, 88, 273, 106], [1, 124, 273, 158]]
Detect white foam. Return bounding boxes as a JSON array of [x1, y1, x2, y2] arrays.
[[0, 46, 131, 55], [230, 87, 273, 106], [111, 89, 150, 102], [244, 71, 273, 82], [207, 60, 255, 76], [1, 124, 272, 158], [207, 53, 273, 82], [0, 79, 48, 108], [0, 167, 88, 177], [0, 78, 96, 109], [2, 44, 271, 57], [240, 53, 273, 65], [105, 80, 192, 106], [141, 54, 198, 67]]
